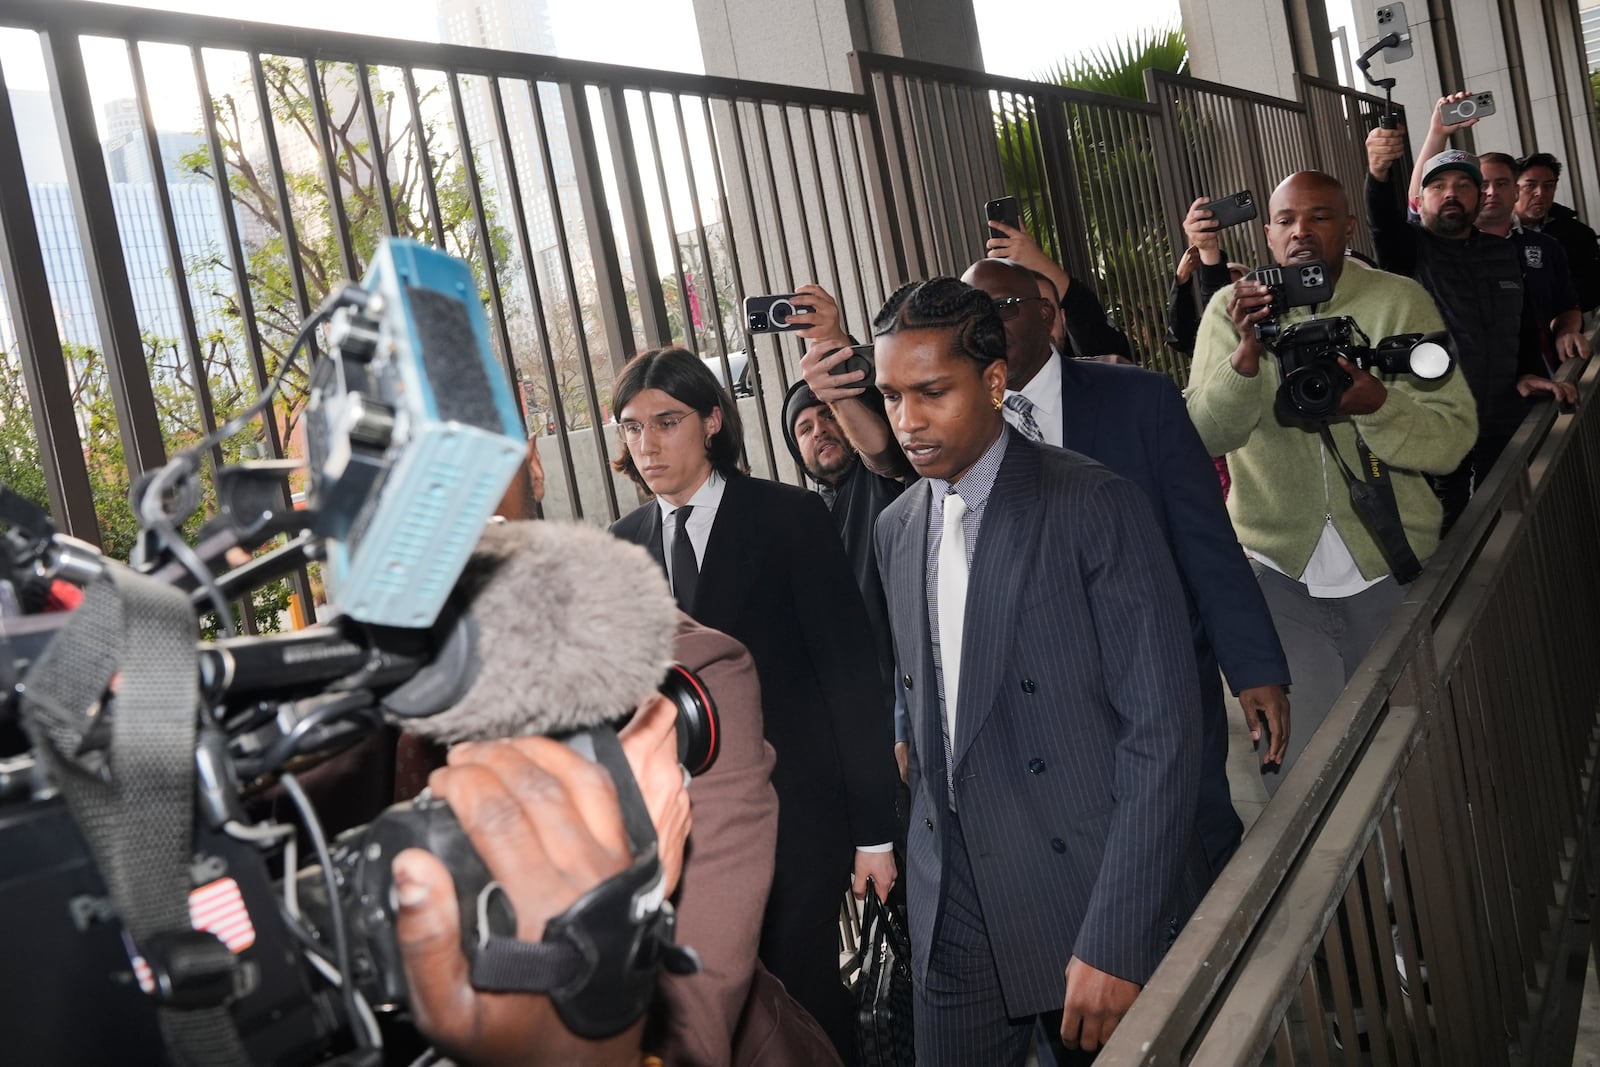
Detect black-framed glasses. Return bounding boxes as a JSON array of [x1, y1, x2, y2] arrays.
[[993, 295, 1046, 321]]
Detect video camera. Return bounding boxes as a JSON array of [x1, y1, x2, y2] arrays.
[[0, 239, 715, 1065], [1245, 259, 1454, 421]]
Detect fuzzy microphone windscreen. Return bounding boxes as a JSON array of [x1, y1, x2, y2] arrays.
[[390, 520, 677, 745]]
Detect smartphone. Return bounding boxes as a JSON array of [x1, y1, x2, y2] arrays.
[[1201, 190, 1258, 229], [744, 294, 814, 334], [985, 196, 1020, 239], [829, 344, 874, 383], [1244, 261, 1334, 310], [1441, 91, 1495, 125]]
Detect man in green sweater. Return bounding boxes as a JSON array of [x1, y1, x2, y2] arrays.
[[1187, 171, 1477, 789]]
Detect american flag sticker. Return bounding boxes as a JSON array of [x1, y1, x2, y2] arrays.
[[127, 877, 256, 995], [189, 877, 256, 954]]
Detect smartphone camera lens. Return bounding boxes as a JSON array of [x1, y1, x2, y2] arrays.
[[748, 310, 769, 331]]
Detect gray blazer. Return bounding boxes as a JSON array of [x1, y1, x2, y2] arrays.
[[874, 431, 1213, 1016]]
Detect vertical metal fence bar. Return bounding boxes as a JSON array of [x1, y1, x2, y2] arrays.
[[799, 107, 846, 306], [846, 56, 912, 286], [401, 67, 445, 247], [249, 53, 317, 330], [824, 108, 873, 328], [699, 94, 759, 473], [125, 39, 227, 491], [0, 55, 98, 542], [446, 72, 517, 390], [776, 104, 821, 291], [600, 86, 669, 348], [304, 57, 360, 283], [41, 24, 167, 476], [845, 104, 891, 296], [639, 93, 691, 353], [562, 81, 638, 377], [670, 93, 732, 365], [531, 79, 622, 520], [485, 75, 580, 516], [356, 63, 400, 237], [720, 97, 782, 479]]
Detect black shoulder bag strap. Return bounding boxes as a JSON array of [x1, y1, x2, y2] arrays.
[[1318, 424, 1423, 585], [20, 564, 249, 1064]]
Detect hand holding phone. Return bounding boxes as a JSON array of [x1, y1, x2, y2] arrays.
[[1200, 191, 1258, 230], [985, 196, 1020, 240], [744, 294, 814, 334], [1441, 91, 1495, 126]]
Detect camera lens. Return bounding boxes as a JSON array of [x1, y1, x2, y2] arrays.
[[748, 310, 769, 331], [1284, 366, 1342, 421], [659, 664, 719, 776]]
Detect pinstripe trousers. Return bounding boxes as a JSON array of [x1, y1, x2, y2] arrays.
[[914, 815, 1095, 1066]]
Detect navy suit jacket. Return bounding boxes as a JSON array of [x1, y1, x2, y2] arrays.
[[875, 432, 1211, 1014], [611, 474, 899, 850], [1056, 357, 1288, 696]]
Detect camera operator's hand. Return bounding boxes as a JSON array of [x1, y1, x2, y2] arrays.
[[1183, 197, 1224, 266], [787, 283, 852, 351], [1225, 279, 1273, 375], [1366, 124, 1407, 181], [1335, 357, 1389, 415], [1517, 374, 1579, 407], [393, 705, 691, 1067]]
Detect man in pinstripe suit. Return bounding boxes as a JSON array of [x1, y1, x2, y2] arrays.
[[870, 278, 1213, 1063]]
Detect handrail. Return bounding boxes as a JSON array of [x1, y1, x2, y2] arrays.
[[1103, 352, 1600, 1062]]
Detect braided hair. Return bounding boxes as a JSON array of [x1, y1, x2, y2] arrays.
[[871, 277, 1007, 366]]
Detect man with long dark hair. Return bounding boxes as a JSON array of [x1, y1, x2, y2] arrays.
[[608, 347, 899, 1065]]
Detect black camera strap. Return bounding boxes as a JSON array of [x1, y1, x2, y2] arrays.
[[19, 564, 249, 1064], [1318, 425, 1423, 585]]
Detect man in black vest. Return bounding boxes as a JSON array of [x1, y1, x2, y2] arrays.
[[1365, 131, 1575, 531]]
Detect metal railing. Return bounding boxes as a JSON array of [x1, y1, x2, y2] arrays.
[[0, 0, 896, 552], [0, 2, 1401, 554], [853, 54, 1402, 384], [1103, 354, 1600, 1065]]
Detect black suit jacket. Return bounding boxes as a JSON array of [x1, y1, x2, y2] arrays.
[[876, 433, 1210, 1013], [612, 474, 899, 849], [1057, 357, 1288, 696]]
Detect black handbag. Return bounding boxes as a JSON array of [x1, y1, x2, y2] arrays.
[[848, 888, 916, 1066]]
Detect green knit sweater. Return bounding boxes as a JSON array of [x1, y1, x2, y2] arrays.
[[1186, 265, 1478, 581]]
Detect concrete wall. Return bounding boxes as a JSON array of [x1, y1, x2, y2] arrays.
[[691, 0, 983, 92], [1180, 0, 1302, 98]]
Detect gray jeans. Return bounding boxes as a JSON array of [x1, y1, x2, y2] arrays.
[[1250, 562, 1405, 795]]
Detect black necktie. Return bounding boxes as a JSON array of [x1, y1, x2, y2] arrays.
[[671, 505, 698, 612]]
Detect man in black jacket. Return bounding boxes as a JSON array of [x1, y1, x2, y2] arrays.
[[1516, 152, 1600, 315], [607, 347, 900, 1065], [1364, 131, 1574, 531]]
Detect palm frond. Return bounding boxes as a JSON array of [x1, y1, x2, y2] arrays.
[[1036, 22, 1188, 101]]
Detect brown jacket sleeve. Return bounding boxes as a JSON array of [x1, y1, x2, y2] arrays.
[[650, 613, 780, 1067]]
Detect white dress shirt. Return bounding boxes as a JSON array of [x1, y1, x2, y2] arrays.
[[656, 471, 725, 588], [1004, 348, 1065, 447]]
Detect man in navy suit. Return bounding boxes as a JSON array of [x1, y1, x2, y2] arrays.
[[961, 255, 1292, 872], [871, 278, 1212, 1062], [606, 347, 899, 1064]]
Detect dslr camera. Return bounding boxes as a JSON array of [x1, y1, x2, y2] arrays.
[[1269, 318, 1454, 421], [1244, 259, 1454, 421]]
